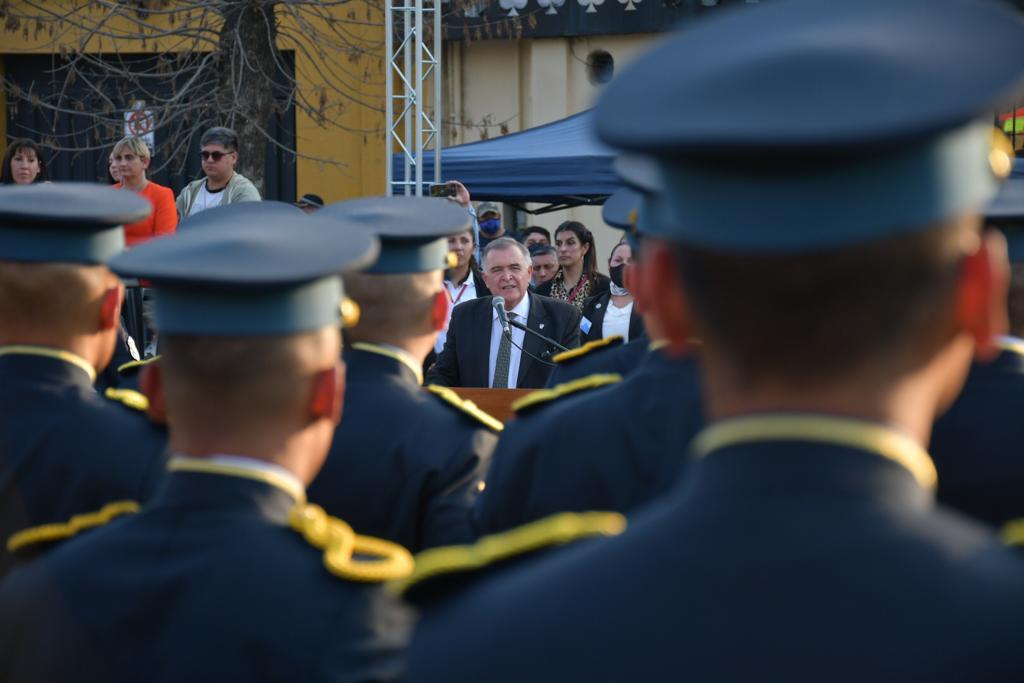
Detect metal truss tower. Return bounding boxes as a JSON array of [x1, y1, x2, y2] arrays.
[[385, 0, 442, 196]]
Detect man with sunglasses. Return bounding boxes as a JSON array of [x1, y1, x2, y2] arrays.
[[175, 127, 261, 218]]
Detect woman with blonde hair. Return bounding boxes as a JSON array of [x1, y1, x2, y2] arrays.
[[111, 136, 177, 246]]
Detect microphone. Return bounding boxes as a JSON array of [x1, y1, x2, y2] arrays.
[[492, 296, 511, 336]]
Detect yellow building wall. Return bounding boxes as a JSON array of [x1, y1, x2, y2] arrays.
[[0, 4, 386, 200]]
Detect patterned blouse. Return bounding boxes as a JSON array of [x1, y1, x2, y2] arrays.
[[548, 270, 594, 311]]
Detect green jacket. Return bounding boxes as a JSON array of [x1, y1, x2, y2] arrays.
[[175, 173, 261, 218]]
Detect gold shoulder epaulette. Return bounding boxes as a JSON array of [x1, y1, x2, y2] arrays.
[[390, 511, 626, 598], [7, 500, 140, 553], [512, 373, 622, 414], [425, 385, 504, 432], [997, 338, 1024, 358], [117, 354, 160, 375], [552, 335, 624, 364], [104, 387, 150, 412], [288, 503, 414, 583], [1000, 519, 1024, 547]]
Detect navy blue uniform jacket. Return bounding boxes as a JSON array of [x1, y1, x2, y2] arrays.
[[930, 341, 1024, 526], [0, 468, 412, 683], [308, 345, 497, 551], [409, 416, 1024, 682], [473, 350, 704, 536], [426, 293, 581, 389], [0, 351, 167, 576], [545, 335, 650, 387]]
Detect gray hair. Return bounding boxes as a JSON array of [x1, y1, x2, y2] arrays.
[[483, 237, 530, 267], [200, 126, 239, 152]]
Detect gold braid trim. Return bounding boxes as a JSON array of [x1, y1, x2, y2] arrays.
[[389, 511, 626, 597], [512, 373, 622, 413], [104, 387, 150, 412], [1000, 519, 1024, 547], [425, 385, 504, 432], [288, 504, 414, 583], [552, 335, 623, 364], [117, 354, 160, 374], [7, 500, 140, 553]]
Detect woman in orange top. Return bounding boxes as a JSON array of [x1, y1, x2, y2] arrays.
[[111, 136, 177, 247]]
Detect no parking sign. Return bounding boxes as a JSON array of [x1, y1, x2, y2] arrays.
[[123, 105, 155, 148]]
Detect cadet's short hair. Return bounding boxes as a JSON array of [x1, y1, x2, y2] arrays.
[[159, 330, 332, 428], [342, 271, 441, 344], [674, 217, 978, 387], [0, 261, 110, 335], [200, 127, 240, 152], [111, 136, 151, 162], [483, 237, 530, 267]]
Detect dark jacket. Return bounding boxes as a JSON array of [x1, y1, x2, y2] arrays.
[[0, 469, 412, 683], [930, 340, 1024, 527], [545, 335, 650, 387], [0, 350, 167, 577], [473, 349, 704, 536], [426, 293, 581, 389], [308, 345, 498, 551], [579, 291, 645, 344], [409, 417, 1024, 682]]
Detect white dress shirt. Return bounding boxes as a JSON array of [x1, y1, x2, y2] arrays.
[[435, 276, 479, 354], [487, 294, 531, 388]]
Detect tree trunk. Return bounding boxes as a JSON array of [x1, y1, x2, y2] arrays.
[[216, 1, 279, 197]]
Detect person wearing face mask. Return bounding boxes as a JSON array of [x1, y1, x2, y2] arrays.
[[1, 139, 46, 185], [579, 241, 644, 343], [475, 202, 505, 251]]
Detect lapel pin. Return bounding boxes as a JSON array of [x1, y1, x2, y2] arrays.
[[539, 323, 545, 330]]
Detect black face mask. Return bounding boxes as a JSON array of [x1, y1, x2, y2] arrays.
[[609, 263, 626, 287]]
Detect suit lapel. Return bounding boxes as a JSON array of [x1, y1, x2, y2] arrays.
[[518, 293, 548, 387], [474, 297, 494, 386]]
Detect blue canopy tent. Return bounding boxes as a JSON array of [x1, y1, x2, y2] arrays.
[[390, 110, 620, 213]]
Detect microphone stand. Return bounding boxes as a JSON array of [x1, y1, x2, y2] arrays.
[[508, 317, 570, 353]]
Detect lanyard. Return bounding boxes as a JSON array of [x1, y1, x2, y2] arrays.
[[446, 281, 470, 305]]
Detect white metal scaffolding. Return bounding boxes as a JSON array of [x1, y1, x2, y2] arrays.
[[385, 0, 442, 196]]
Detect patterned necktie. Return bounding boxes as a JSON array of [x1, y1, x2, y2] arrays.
[[492, 313, 515, 388]]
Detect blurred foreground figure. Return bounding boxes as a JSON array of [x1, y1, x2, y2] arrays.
[[310, 197, 500, 551], [0, 184, 167, 578], [0, 204, 414, 682], [403, 1, 1024, 680]]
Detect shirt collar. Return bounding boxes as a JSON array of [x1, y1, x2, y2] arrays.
[[492, 293, 531, 321], [692, 412, 937, 491], [167, 454, 306, 504], [350, 341, 424, 385], [0, 345, 96, 382]]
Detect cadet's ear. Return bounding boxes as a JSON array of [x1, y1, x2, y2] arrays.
[[139, 362, 168, 425], [310, 362, 344, 425], [98, 286, 122, 332], [645, 240, 692, 354], [957, 228, 1009, 362], [431, 290, 449, 332]]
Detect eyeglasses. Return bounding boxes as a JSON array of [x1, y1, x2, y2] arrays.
[[200, 150, 232, 161]]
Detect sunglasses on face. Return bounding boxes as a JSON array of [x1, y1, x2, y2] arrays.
[[200, 150, 232, 161]]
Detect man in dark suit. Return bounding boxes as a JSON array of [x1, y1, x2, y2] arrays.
[[404, 1, 1024, 680], [0, 203, 413, 682], [308, 196, 500, 552], [0, 184, 167, 578], [427, 237, 580, 388]]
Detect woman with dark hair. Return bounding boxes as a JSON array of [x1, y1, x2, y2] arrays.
[[1, 139, 46, 185], [580, 240, 645, 343], [435, 226, 489, 354], [535, 220, 610, 310]]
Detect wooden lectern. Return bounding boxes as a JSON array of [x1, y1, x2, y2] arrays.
[[441, 388, 532, 424]]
